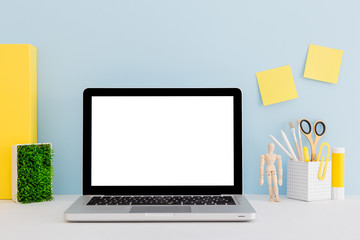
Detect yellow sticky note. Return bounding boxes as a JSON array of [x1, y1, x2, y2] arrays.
[[304, 44, 343, 84], [256, 65, 298, 106]]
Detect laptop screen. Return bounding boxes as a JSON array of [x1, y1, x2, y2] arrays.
[[91, 96, 234, 186], [83, 88, 242, 195]]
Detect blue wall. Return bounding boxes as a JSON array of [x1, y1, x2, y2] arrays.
[[1, 0, 359, 195]]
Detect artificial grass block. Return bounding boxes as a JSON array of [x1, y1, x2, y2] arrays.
[[12, 143, 54, 204]]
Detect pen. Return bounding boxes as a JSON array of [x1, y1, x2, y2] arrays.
[[269, 135, 293, 160], [289, 122, 301, 161], [281, 130, 298, 161]]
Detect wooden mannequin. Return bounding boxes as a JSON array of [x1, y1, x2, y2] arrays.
[[260, 143, 283, 202]]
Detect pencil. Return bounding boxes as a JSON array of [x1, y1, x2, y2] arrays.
[[269, 135, 292, 159]]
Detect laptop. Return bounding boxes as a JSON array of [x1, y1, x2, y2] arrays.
[[64, 88, 256, 222]]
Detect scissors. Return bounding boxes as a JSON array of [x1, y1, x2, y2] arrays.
[[299, 119, 326, 161]]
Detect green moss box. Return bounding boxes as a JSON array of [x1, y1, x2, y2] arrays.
[[11, 143, 54, 203]]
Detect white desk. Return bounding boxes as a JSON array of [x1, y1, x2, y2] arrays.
[[0, 195, 359, 240]]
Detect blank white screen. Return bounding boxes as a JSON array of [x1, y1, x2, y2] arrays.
[[91, 96, 234, 186]]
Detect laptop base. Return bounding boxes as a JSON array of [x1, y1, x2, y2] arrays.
[[64, 195, 256, 222]]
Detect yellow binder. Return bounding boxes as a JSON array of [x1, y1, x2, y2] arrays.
[[0, 44, 37, 199]]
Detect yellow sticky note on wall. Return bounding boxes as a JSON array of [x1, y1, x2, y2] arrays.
[[304, 44, 343, 84], [0, 44, 37, 199], [256, 65, 298, 106]]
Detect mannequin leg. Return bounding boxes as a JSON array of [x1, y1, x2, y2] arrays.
[[267, 172, 273, 201], [272, 171, 280, 202]]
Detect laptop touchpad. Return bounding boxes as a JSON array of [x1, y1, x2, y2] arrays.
[[130, 206, 191, 213]]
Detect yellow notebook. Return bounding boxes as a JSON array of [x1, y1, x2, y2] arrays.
[[0, 44, 37, 199]]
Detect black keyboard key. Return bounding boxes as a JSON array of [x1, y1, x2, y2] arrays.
[[87, 197, 101, 205], [87, 196, 236, 206]]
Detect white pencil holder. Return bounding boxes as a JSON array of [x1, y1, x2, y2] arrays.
[[287, 160, 331, 201]]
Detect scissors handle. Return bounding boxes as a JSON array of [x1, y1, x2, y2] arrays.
[[300, 119, 312, 135], [313, 121, 326, 161], [300, 119, 315, 160], [314, 120, 326, 138], [299, 119, 313, 143], [299, 119, 326, 161]]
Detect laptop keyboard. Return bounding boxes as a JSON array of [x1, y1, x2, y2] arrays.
[[87, 196, 236, 206]]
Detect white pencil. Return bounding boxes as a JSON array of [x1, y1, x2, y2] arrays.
[[289, 122, 301, 161], [297, 119, 304, 161], [281, 130, 298, 161], [269, 135, 292, 159]]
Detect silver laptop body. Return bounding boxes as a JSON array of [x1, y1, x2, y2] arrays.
[[64, 88, 256, 222]]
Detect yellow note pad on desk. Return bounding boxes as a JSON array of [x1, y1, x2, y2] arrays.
[[256, 65, 298, 106], [0, 44, 37, 199], [304, 44, 343, 84]]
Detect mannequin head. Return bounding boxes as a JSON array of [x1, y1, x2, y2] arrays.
[[268, 143, 275, 153]]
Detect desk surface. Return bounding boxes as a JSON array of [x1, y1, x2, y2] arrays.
[[0, 195, 359, 240]]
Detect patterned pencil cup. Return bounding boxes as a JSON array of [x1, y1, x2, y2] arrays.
[[287, 160, 331, 201], [11, 143, 54, 203]]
